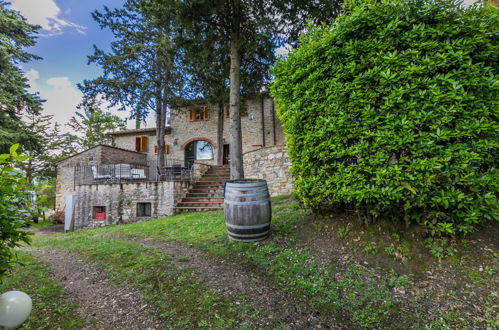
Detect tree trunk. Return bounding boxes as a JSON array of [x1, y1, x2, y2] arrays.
[[217, 100, 224, 165], [229, 23, 244, 179]]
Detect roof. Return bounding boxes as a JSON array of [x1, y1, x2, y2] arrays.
[[107, 127, 172, 136], [55, 144, 144, 165]]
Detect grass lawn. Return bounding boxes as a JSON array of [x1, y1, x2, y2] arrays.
[[0, 252, 82, 329], [4, 195, 498, 328]]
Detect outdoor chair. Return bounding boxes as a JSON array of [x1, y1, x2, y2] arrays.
[[131, 168, 146, 179], [91, 166, 112, 181], [114, 164, 132, 180]]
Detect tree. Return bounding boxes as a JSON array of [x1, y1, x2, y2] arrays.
[[0, 1, 43, 154], [0, 145, 37, 281], [19, 114, 79, 184], [178, 18, 273, 164], [272, 0, 498, 236], [178, 0, 343, 179], [67, 101, 126, 150], [80, 0, 186, 169]]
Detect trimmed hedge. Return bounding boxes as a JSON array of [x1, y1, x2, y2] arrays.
[[271, 0, 498, 235]]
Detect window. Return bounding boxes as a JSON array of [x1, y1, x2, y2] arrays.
[[196, 141, 213, 160], [137, 202, 151, 217], [189, 106, 209, 121], [185, 140, 214, 168], [93, 206, 106, 220], [154, 144, 169, 154], [135, 136, 148, 152]]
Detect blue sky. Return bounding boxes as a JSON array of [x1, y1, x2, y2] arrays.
[[10, 0, 151, 129]]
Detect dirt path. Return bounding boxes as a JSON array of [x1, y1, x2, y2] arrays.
[[29, 248, 163, 330], [109, 235, 340, 329]]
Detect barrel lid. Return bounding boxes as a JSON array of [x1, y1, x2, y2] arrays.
[[225, 179, 268, 189]]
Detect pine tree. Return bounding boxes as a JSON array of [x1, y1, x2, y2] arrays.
[[0, 1, 43, 153], [80, 0, 186, 169]]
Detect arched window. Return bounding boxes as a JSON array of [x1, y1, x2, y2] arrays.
[[185, 140, 214, 167]]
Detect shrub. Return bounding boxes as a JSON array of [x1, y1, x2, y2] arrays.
[[0, 145, 35, 281], [271, 0, 498, 236]]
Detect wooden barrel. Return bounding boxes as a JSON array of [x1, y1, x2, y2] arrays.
[[224, 179, 271, 242]]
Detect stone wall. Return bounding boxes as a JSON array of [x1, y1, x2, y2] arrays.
[[55, 145, 147, 222], [72, 180, 191, 230], [191, 161, 211, 181], [243, 145, 293, 196]]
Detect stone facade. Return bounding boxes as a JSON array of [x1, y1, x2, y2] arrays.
[[110, 96, 285, 166], [72, 181, 190, 230], [243, 145, 293, 196], [55, 145, 147, 222]]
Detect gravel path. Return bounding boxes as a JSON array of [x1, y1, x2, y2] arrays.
[[111, 235, 340, 329], [30, 249, 163, 330]]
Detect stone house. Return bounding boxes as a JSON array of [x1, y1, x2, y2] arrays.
[[56, 96, 293, 231]]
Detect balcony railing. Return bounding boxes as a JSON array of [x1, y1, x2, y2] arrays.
[[74, 159, 192, 185]]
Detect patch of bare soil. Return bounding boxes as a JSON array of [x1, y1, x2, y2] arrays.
[[297, 210, 499, 326], [105, 234, 342, 329], [29, 248, 163, 330]]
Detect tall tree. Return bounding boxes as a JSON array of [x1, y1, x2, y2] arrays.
[[19, 114, 78, 184], [0, 1, 43, 153], [80, 0, 185, 169], [179, 20, 270, 165], [178, 0, 342, 179]]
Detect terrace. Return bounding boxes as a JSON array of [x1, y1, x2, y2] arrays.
[[74, 159, 193, 185]]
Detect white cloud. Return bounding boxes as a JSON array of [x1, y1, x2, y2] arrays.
[[25, 68, 40, 90], [47, 77, 72, 89], [24, 71, 151, 132], [10, 0, 86, 36]]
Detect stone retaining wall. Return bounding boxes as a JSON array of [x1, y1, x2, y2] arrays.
[[72, 180, 190, 230], [243, 145, 293, 196]]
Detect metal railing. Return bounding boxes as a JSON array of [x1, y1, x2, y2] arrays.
[[74, 159, 193, 185]]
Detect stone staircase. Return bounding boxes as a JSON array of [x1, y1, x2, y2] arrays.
[[174, 165, 230, 212]]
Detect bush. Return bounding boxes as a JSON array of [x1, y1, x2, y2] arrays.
[[0, 145, 35, 281], [271, 0, 498, 236]]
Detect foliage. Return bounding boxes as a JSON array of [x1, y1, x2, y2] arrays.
[[272, 0, 499, 236], [178, 0, 342, 178], [19, 114, 78, 183], [0, 145, 36, 281], [67, 103, 125, 150], [81, 0, 186, 167], [0, 1, 43, 154]]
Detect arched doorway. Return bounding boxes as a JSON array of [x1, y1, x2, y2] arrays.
[[185, 140, 214, 168]]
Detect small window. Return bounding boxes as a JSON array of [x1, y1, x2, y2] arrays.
[[154, 144, 169, 154], [137, 202, 151, 217], [93, 206, 106, 220], [189, 106, 209, 122], [135, 136, 148, 152]]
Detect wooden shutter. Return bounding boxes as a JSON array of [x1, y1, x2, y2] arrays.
[[225, 104, 230, 118], [189, 109, 194, 121], [154, 145, 158, 154], [139, 136, 148, 152], [203, 106, 209, 120], [165, 144, 169, 154]]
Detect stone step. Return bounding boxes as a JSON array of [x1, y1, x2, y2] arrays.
[[174, 206, 224, 213], [186, 192, 224, 197], [182, 197, 224, 202]]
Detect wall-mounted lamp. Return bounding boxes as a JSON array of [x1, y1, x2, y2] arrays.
[[173, 138, 178, 146]]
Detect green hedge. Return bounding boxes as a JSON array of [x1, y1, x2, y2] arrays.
[[271, 0, 498, 235]]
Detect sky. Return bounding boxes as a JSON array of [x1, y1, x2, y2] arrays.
[[9, 0, 153, 130]]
